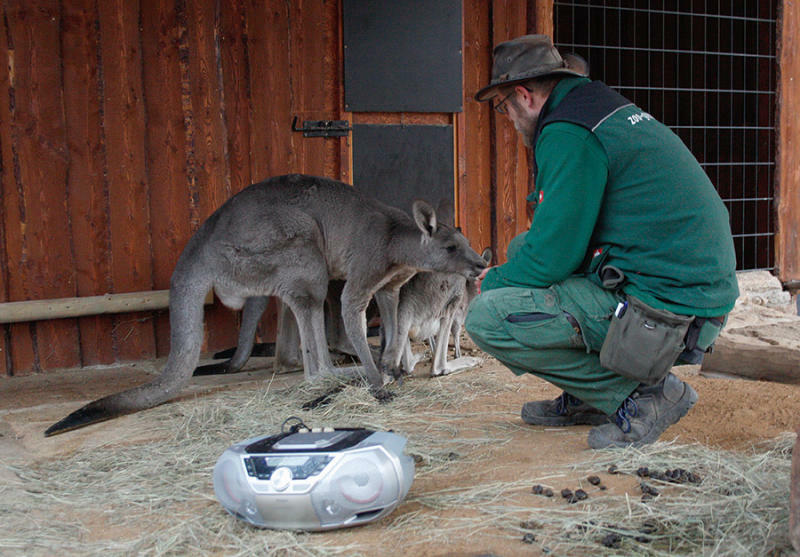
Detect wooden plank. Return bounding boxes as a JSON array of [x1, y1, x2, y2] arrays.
[[246, 0, 293, 180], [351, 113, 451, 126], [245, 0, 292, 343], [777, 0, 800, 283], [701, 334, 800, 384], [211, 0, 254, 354], [336, 3, 352, 184], [289, 0, 341, 179], [0, 290, 213, 323], [1, 0, 81, 373], [0, 3, 16, 374], [184, 0, 239, 352], [460, 0, 494, 257], [61, 0, 116, 367], [530, 0, 553, 37], [491, 0, 530, 264], [140, 0, 195, 357], [218, 0, 252, 195], [98, 0, 157, 362]]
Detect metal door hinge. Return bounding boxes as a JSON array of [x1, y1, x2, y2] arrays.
[[291, 116, 351, 138]]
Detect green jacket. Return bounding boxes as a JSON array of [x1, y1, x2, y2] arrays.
[[480, 77, 739, 317]]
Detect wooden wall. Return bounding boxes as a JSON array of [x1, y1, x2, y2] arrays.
[[1, 0, 796, 377], [0, 0, 345, 375], [777, 0, 800, 284]]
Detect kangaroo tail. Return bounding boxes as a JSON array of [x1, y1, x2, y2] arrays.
[[45, 259, 211, 437]]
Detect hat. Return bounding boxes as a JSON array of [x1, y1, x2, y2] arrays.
[[474, 35, 587, 102]]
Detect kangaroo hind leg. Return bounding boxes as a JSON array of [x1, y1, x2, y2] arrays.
[[194, 296, 269, 375]]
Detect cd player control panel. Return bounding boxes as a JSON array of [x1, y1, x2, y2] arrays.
[[243, 454, 334, 481]]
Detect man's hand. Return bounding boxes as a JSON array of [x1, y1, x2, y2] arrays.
[[475, 266, 494, 294]]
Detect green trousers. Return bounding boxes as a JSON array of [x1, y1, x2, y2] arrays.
[[465, 274, 639, 416]]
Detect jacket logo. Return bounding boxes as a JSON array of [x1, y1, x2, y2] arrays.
[[627, 112, 654, 125]]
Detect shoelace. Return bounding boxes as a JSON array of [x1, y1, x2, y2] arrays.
[[613, 396, 639, 434], [555, 392, 584, 415]]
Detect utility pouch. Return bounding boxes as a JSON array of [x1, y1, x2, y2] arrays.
[[600, 295, 694, 385]]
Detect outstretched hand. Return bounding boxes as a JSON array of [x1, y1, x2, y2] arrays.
[[475, 266, 494, 294]]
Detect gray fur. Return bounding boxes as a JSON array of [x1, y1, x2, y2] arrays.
[[392, 248, 492, 376], [45, 174, 487, 436]]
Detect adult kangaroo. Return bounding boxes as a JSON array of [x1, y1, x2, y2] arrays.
[[45, 174, 487, 436]]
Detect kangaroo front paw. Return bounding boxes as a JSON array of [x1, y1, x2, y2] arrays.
[[380, 361, 405, 381], [370, 386, 395, 402]]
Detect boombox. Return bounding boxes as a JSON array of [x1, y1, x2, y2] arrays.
[[213, 427, 415, 530]]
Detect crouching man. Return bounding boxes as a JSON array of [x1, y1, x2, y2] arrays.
[[465, 35, 738, 449]]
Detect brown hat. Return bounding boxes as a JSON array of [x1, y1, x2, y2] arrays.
[[474, 35, 587, 102]]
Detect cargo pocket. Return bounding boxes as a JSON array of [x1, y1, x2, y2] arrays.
[[500, 288, 585, 350]]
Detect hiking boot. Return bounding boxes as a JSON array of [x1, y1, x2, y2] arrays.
[[587, 373, 698, 449], [521, 391, 608, 426]]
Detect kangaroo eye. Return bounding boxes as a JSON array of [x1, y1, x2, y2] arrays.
[[445, 244, 457, 253]]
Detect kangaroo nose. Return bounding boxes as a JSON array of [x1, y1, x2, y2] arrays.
[[470, 260, 487, 277]]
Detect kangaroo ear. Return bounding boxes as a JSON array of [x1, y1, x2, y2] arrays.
[[435, 198, 455, 227], [481, 247, 493, 264], [412, 200, 437, 237]]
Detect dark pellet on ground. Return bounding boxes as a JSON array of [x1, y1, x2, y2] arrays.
[[600, 533, 622, 548], [522, 533, 536, 544], [607, 464, 619, 474], [574, 489, 588, 501], [635, 536, 651, 543], [532, 484, 544, 495], [636, 466, 650, 477], [587, 475, 601, 485], [640, 482, 660, 496], [543, 488, 554, 497], [561, 488, 573, 499]]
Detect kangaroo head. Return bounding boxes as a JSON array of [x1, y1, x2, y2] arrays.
[[411, 200, 488, 279]]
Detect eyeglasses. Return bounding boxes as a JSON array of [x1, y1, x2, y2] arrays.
[[493, 90, 515, 114]]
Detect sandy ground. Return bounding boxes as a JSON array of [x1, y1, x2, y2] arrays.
[[1, 273, 798, 555]]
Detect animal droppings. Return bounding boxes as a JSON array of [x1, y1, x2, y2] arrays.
[[522, 533, 536, 544], [600, 533, 622, 548]]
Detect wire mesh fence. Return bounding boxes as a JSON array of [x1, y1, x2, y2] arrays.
[[554, 0, 778, 270]]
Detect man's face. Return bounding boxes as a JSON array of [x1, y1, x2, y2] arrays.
[[503, 89, 546, 148], [505, 95, 539, 147]]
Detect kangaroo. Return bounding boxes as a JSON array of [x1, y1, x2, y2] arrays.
[[193, 280, 380, 376], [392, 247, 492, 376], [45, 174, 487, 436]]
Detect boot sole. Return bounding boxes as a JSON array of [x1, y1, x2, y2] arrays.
[[521, 410, 609, 427], [587, 383, 699, 449]]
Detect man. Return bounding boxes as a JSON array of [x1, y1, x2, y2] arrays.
[[465, 35, 739, 449]]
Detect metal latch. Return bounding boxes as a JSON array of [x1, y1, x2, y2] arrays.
[[291, 116, 351, 138]]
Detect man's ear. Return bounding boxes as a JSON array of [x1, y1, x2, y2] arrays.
[[514, 85, 535, 109]]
